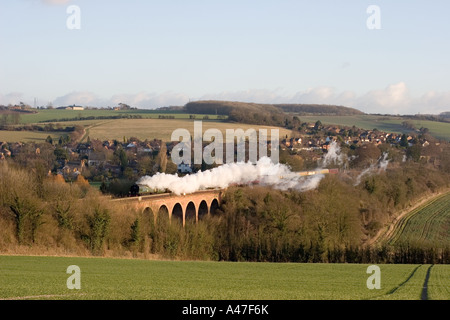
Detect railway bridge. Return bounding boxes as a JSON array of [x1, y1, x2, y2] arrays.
[[111, 189, 225, 226]]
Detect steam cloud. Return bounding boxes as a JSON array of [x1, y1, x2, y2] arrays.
[[353, 152, 390, 186], [136, 142, 390, 194], [136, 142, 344, 195]]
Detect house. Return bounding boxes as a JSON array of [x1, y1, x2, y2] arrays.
[[177, 161, 192, 173], [126, 142, 137, 150], [65, 105, 84, 111], [62, 160, 85, 179], [88, 151, 107, 166], [137, 146, 153, 154], [77, 144, 91, 155], [104, 164, 122, 175]]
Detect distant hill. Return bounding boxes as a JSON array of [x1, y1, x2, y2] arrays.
[[183, 100, 365, 127], [184, 100, 280, 115], [185, 100, 364, 116], [276, 104, 364, 116], [185, 100, 288, 126]]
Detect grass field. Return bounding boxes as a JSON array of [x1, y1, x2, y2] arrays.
[[1, 109, 289, 143], [81, 118, 292, 142], [0, 256, 448, 300], [298, 115, 450, 141], [3, 110, 449, 142], [386, 192, 450, 247], [0, 130, 64, 143], [17, 109, 225, 124]]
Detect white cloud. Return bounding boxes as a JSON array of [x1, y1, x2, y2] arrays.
[[414, 91, 450, 115], [2, 83, 449, 114], [198, 88, 288, 104], [0, 92, 25, 105], [355, 82, 411, 114], [53, 91, 107, 107], [199, 83, 450, 115], [111, 92, 190, 109], [41, 0, 72, 5]]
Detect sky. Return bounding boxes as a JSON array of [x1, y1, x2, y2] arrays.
[[0, 0, 449, 114]]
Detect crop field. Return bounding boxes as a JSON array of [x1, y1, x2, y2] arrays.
[[17, 109, 226, 124], [298, 115, 450, 141], [386, 192, 450, 247], [0, 256, 448, 300], [0, 130, 63, 143], [81, 118, 291, 142], [1, 109, 289, 143]]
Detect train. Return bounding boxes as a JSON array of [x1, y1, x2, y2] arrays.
[[129, 168, 339, 196], [296, 168, 339, 176], [129, 184, 169, 197]]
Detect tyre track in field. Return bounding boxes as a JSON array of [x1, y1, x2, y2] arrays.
[[418, 203, 446, 243], [421, 265, 433, 300], [387, 264, 423, 295], [374, 190, 450, 246], [377, 264, 435, 300]]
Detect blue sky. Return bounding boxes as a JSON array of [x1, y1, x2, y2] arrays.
[[1, 0, 449, 114]]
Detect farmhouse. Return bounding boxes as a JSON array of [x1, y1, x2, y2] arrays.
[[62, 160, 85, 179], [65, 106, 84, 111]]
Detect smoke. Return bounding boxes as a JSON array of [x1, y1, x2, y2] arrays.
[[322, 141, 345, 167], [354, 152, 390, 186], [136, 142, 391, 194], [136, 142, 343, 195]]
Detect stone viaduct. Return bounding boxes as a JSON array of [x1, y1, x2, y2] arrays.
[[111, 188, 225, 226]]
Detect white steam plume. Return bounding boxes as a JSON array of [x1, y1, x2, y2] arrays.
[[354, 152, 390, 186], [136, 142, 343, 195]]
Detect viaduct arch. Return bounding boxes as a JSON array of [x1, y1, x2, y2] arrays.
[[111, 189, 224, 226]]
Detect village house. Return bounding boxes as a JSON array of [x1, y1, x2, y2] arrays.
[[65, 105, 84, 111], [62, 159, 85, 179], [88, 151, 107, 167]]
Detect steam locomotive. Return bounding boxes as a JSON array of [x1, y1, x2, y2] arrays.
[[296, 168, 339, 176], [129, 168, 339, 196], [129, 184, 169, 197]]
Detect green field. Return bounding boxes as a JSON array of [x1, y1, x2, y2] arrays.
[[387, 192, 450, 247], [0, 256, 448, 300], [17, 109, 225, 124], [298, 115, 450, 141], [1, 109, 291, 143], [3, 110, 450, 142], [0, 118, 289, 143], [0, 130, 64, 143], [82, 118, 292, 142]]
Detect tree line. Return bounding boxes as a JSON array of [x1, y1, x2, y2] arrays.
[[184, 100, 363, 127], [0, 158, 448, 263]]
